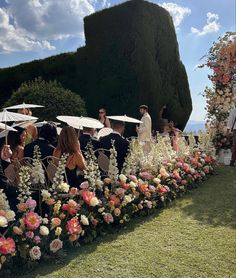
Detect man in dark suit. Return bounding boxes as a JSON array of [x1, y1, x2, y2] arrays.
[[99, 120, 129, 172], [24, 122, 57, 159], [79, 127, 99, 153]]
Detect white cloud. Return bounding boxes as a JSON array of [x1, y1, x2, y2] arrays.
[[7, 0, 95, 40], [191, 12, 220, 36], [0, 7, 55, 53], [0, 0, 99, 53], [159, 2, 191, 28]]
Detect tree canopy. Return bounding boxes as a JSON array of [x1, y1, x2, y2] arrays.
[[4, 78, 87, 121]]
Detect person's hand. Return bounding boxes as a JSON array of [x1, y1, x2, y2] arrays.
[[1, 145, 12, 161]]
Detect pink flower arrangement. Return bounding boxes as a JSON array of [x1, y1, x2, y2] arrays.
[[0, 237, 16, 255], [24, 212, 41, 230], [66, 217, 82, 235]]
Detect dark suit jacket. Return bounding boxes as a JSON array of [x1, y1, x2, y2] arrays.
[[24, 138, 55, 159], [99, 133, 129, 172], [79, 134, 100, 153]]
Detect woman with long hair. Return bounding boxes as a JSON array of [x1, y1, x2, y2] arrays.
[[98, 108, 111, 128], [53, 126, 86, 187], [7, 126, 27, 161]]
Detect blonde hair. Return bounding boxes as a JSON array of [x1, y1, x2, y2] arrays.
[[56, 126, 80, 155]]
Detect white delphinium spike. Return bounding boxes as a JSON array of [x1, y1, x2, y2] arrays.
[[84, 142, 102, 190], [108, 140, 119, 187], [31, 145, 45, 185], [51, 153, 69, 195], [17, 166, 32, 202]]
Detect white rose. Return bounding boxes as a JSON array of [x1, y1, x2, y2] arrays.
[[90, 197, 99, 207], [81, 215, 89, 226], [57, 182, 70, 193], [42, 218, 49, 225], [39, 225, 49, 236], [124, 195, 132, 203], [55, 227, 62, 236], [129, 181, 136, 189], [5, 210, 16, 222], [153, 178, 161, 184], [50, 239, 63, 253], [0, 216, 8, 227], [29, 246, 41, 261], [41, 190, 51, 201], [119, 174, 127, 183], [98, 207, 105, 213]]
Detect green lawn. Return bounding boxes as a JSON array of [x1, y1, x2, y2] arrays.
[[21, 166, 236, 278]]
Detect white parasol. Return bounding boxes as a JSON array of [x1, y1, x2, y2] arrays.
[[97, 127, 113, 139], [107, 115, 142, 124], [12, 120, 37, 129], [0, 109, 38, 143], [0, 123, 17, 132], [0, 109, 38, 123], [5, 102, 44, 110], [35, 121, 61, 128], [0, 124, 17, 139], [56, 116, 104, 129]]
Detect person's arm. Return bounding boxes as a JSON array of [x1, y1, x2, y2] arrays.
[[52, 149, 60, 166], [75, 152, 86, 171], [105, 117, 111, 128]]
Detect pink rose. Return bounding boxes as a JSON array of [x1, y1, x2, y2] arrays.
[[26, 198, 37, 210], [50, 239, 63, 253], [103, 213, 114, 224], [25, 231, 34, 239]]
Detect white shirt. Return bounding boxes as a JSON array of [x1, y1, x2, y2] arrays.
[[227, 108, 236, 131], [138, 112, 152, 141]]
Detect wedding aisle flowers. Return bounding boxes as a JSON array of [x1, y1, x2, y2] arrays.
[[0, 134, 217, 273]]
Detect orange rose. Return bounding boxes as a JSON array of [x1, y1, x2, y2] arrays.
[[17, 203, 27, 212]]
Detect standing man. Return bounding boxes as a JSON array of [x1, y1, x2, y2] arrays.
[[136, 104, 152, 153], [227, 107, 236, 166]]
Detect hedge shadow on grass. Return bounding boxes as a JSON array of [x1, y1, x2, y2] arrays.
[[181, 166, 236, 229]]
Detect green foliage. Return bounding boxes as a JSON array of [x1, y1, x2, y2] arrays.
[[0, 0, 192, 131], [4, 78, 87, 121]]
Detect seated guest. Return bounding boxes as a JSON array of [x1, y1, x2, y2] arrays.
[[0, 145, 18, 211], [24, 122, 57, 159], [7, 126, 26, 161], [53, 126, 86, 187], [18, 108, 38, 144], [79, 127, 100, 153], [99, 120, 129, 172]]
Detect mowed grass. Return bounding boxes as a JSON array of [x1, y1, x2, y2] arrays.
[[21, 166, 236, 278]]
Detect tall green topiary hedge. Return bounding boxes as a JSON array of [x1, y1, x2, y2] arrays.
[[0, 0, 192, 132], [3, 78, 87, 121]]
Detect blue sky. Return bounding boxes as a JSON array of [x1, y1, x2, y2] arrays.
[[0, 0, 235, 121]]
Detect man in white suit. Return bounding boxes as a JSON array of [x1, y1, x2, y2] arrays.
[[136, 104, 152, 153]]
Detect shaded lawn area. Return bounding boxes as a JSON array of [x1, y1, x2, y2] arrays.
[[20, 166, 236, 278]]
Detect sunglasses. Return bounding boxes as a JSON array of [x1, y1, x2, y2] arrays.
[[99, 111, 105, 114]]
